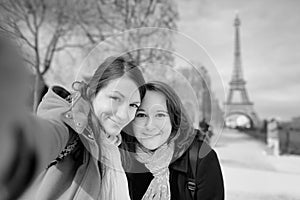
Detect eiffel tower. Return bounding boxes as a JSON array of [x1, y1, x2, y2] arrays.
[[224, 14, 260, 127]]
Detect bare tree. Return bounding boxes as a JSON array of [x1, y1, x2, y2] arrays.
[[77, 0, 178, 74], [0, 0, 178, 110], [0, 0, 89, 111]]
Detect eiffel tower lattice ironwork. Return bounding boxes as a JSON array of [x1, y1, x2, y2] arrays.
[[224, 14, 260, 127]]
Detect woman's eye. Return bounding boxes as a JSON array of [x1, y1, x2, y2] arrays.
[[136, 113, 147, 117], [156, 113, 167, 118], [130, 103, 139, 109], [110, 96, 121, 102]]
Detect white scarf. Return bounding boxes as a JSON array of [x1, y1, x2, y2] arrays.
[[135, 142, 175, 200], [99, 133, 131, 200]]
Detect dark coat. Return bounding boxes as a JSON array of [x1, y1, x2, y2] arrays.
[[125, 139, 224, 200]]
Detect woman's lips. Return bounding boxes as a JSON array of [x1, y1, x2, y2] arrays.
[[139, 132, 161, 139], [108, 117, 123, 127]]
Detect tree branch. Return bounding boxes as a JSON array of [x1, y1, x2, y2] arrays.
[[11, 22, 35, 49]]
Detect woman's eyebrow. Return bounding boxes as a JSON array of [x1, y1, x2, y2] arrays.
[[111, 90, 125, 98], [112, 91, 140, 104], [156, 110, 168, 113], [131, 101, 141, 104]]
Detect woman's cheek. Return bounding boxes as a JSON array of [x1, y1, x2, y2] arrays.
[[133, 125, 143, 138], [128, 111, 137, 122]]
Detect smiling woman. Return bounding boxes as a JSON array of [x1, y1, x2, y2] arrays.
[[133, 90, 172, 150], [92, 76, 141, 137], [122, 81, 224, 200], [0, 49, 146, 199]]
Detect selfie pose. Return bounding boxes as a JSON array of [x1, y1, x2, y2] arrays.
[[0, 37, 146, 200], [122, 81, 224, 200]]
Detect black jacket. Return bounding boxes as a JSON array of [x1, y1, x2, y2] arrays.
[[125, 139, 224, 200]]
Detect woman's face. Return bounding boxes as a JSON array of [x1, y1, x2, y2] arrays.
[[92, 76, 141, 136], [132, 90, 172, 150]]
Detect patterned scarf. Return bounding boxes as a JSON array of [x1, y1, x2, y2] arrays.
[[135, 142, 175, 200], [99, 133, 131, 200]]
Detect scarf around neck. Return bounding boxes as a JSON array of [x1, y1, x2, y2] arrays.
[[99, 133, 131, 200], [135, 142, 175, 200]]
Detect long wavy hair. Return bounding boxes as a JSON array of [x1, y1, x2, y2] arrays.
[[121, 81, 196, 170], [74, 56, 146, 174]]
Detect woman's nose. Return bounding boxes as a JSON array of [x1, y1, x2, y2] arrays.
[[115, 104, 129, 122], [145, 117, 155, 131]]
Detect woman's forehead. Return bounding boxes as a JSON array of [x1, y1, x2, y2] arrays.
[[140, 90, 167, 109], [104, 76, 140, 98]]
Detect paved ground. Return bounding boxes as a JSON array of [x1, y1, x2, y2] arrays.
[[212, 128, 300, 200]]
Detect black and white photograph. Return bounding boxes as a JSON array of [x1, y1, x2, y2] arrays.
[[0, 0, 299, 199]]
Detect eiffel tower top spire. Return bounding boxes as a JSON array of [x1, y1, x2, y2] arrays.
[[230, 12, 245, 85]]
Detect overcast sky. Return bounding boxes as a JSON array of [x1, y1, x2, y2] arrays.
[[177, 0, 300, 120]]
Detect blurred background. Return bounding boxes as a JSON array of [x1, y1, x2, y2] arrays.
[[1, 0, 300, 199]]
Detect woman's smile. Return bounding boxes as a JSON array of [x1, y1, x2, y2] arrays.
[[108, 117, 122, 126], [139, 132, 161, 139]]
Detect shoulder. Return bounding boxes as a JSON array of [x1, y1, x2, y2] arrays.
[[194, 140, 224, 198], [37, 85, 71, 118], [188, 130, 213, 160], [41, 85, 92, 135], [194, 139, 220, 170], [197, 147, 221, 172], [37, 85, 90, 133], [184, 135, 222, 179], [195, 140, 223, 187]]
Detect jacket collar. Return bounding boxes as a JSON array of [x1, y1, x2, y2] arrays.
[[169, 130, 199, 174], [126, 151, 189, 174], [44, 86, 100, 160], [48, 86, 90, 134], [169, 151, 189, 173], [169, 137, 211, 174]]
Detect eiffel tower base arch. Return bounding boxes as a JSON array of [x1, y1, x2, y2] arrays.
[[224, 103, 260, 128]]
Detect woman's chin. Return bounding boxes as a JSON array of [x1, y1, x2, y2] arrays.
[[139, 142, 160, 151], [104, 127, 121, 137]]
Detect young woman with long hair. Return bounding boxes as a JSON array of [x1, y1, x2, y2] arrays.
[[0, 33, 145, 200]]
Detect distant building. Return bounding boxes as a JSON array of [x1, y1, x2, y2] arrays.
[[290, 116, 300, 129]]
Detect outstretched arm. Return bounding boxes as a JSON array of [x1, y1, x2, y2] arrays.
[[0, 89, 71, 200]]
